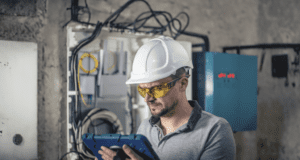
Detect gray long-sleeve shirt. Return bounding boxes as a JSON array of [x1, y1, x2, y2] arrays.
[[136, 100, 236, 160]]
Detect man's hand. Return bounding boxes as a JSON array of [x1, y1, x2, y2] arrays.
[[95, 144, 144, 160]]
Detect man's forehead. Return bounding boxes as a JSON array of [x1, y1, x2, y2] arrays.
[[139, 76, 172, 88]]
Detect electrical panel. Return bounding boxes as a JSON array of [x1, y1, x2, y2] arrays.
[[194, 52, 257, 132]]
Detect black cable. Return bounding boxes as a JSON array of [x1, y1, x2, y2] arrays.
[[132, 1, 164, 30], [66, 0, 190, 38], [71, 21, 102, 86], [132, 12, 153, 31], [174, 12, 190, 31], [134, 11, 168, 29], [65, 0, 190, 38], [106, 0, 165, 31], [155, 11, 177, 37], [63, 0, 96, 27], [111, 9, 189, 39], [173, 12, 189, 39], [127, 92, 134, 134], [103, 0, 176, 36], [102, 0, 138, 26], [84, 0, 91, 24], [70, 22, 100, 75], [72, 22, 102, 57]]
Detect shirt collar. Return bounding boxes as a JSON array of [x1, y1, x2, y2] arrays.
[[149, 100, 202, 130]]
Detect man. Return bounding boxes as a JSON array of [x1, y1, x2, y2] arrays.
[[97, 36, 236, 160]]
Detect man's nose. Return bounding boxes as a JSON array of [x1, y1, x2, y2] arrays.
[[144, 93, 155, 102]]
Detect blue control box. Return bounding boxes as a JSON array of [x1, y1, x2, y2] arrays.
[[193, 52, 257, 132]]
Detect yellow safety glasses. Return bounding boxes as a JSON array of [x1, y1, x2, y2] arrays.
[[137, 75, 190, 99]]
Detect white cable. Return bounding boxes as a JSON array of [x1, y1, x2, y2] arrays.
[[76, 108, 124, 159], [119, 41, 124, 75], [97, 49, 104, 86], [74, 54, 78, 120], [103, 40, 108, 75]]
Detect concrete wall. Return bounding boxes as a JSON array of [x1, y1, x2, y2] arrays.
[[1, 0, 68, 159], [0, 0, 299, 159], [256, 1, 300, 160]]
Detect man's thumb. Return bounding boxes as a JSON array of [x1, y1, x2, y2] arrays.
[[123, 144, 137, 159]]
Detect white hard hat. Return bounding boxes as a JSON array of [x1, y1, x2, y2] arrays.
[[126, 36, 193, 84]]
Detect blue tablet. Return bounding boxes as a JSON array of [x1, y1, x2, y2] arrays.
[[82, 133, 160, 160]]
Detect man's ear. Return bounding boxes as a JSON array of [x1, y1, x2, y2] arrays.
[[182, 79, 188, 85], [180, 79, 188, 91]]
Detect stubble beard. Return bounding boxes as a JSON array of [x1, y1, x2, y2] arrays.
[[151, 100, 179, 118]]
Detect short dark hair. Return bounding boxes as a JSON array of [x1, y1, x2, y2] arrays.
[[169, 67, 190, 80]]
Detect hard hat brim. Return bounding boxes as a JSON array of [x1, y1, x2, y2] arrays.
[[125, 62, 193, 85]]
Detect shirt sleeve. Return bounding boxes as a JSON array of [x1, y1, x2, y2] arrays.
[[200, 118, 236, 160]]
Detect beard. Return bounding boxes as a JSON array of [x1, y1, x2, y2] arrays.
[[150, 100, 178, 118]]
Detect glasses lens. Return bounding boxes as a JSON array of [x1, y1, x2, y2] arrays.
[[153, 87, 170, 98], [137, 86, 147, 97]]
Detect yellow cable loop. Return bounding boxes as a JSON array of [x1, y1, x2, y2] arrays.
[[77, 50, 100, 107], [79, 52, 99, 74]]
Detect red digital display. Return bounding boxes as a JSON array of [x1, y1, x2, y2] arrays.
[[218, 73, 226, 78], [218, 73, 235, 78], [227, 73, 235, 78]]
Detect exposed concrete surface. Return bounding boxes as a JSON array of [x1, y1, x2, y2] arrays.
[[0, 0, 299, 159], [256, 0, 300, 160], [36, 0, 68, 159], [0, 0, 37, 16]]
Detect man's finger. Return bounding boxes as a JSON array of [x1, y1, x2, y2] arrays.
[[101, 146, 117, 157], [100, 153, 111, 160], [123, 144, 141, 160]]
